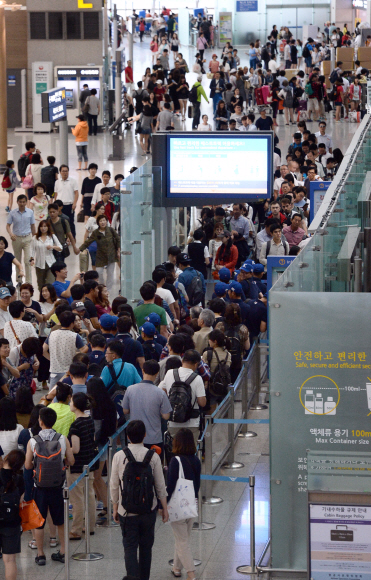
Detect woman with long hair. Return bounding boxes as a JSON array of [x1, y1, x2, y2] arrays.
[[150, 35, 159, 64], [202, 328, 232, 410], [209, 222, 225, 278], [216, 303, 250, 382], [95, 284, 111, 318], [2, 159, 20, 212], [0, 338, 20, 396], [176, 75, 189, 122], [86, 377, 116, 518], [0, 235, 23, 286], [170, 32, 180, 64], [30, 220, 62, 290], [168, 428, 201, 580], [270, 79, 282, 127], [128, 105, 154, 156], [214, 231, 238, 276], [15, 385, 34, 428], [142, 67, 152, 89], [0, 397, 23, 457], [215, 99, 228, 130], [0, 449, 25, 580], [38, 284, 58, 389], [24, 153, 43, 200]]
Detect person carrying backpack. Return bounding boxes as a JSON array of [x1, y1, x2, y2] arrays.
[[25, 406, 75, 566], [202, 329, 231, 411], [176, 252, 206, 308], [190, 75, 209, 130], [139, 322, 162, 361], [0, 449, 25, 580], [215, 303, 250, 383], [110, 419, 169, 580], [159, 349, 206, 446], [40, 156, 59, 197], [302, 38, 313, 74]]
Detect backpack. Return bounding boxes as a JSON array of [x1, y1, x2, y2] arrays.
[[142, 340, 160, 362], [223, 323, 243, 367], [284, 87, 294, 107], [168, 369, 198, 423], [329, 69, 339, 84], [18, 153, 31, 178], [33, 433, 65, 488], [206, 349, 231, 398], [1, 174, 11, 189], [40, 165, 56, 188], [304, 82, 314, 96], [186, 271, 204, 306], [302, 45, 310, 58], [107, 362, 127, 419], [0, 482, 20, 524], [261, 47, 269, 61], [266, 240, 289, 255], [189, 85, 199, 104], [134, 89, 144, 113], [328, 85, 338, 102], [119, 447, 155, 515]]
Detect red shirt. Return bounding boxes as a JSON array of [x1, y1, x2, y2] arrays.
[[154, 86, 166, 101], [103, 201, 115, 223], [125, 66, 133, 83]]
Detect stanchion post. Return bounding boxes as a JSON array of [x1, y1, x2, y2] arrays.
[[250, 343, 268, 411], [63, 487, 70, 580], [238, 363, 257, 439], [72, 466, 104, 562], [236, 475, 257, 575], [202, 416, 223, 505], [192, 443, 215, 531], [222, 386, 244, 470]]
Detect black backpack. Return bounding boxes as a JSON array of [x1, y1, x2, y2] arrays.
[[0, 482, 20, 524], [142, 340, 160, 362], [206, 348, 231, 397], [328, 85, 338, 102], [187, 271, 204, 307], [224, 323, 243, 367], [40, 165, 56, 188], [107, 362, 127, 419], [329, 69, 339, 84], [302, 44, 310, 58], [134, 89, 144, 113], [18, 153, 31, 178], [120, 447, 155, 515], [261, 47, 269, 61], [189, 85, 199, 104], [266, 240, 289, 255], [168, 369, 198, 423]]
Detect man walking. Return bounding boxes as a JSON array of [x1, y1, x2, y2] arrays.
[[110, 420, 169, 580], [191, 75, 209, 130], [54, 165, 79, 239], [6, 193, 36, 283]]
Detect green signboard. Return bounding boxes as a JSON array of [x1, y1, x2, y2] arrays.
[[36, 82, 47, 94], [269, 292, 371, 569]]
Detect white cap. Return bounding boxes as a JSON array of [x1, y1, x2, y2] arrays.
[[230, 68, 237, 73], [156, 80, 163, 84]]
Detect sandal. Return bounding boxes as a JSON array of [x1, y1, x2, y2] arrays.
[[69, 533, 82, 541], [172, 570, 182, 578], [97, 507, 108, 518], [50, 537, 59, 548], [28, 539, 37, 549]]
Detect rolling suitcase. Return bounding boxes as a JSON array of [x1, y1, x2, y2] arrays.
[[261, 85, 270, 104], [255, 88, 264, 106]]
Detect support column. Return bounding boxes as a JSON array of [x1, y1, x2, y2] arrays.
[[0, 7, 7, 168]]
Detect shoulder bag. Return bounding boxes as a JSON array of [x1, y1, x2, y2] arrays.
[[167, 456, 198, 522]]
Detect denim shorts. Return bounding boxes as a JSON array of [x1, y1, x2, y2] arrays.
[[140, 128, 151, 135]]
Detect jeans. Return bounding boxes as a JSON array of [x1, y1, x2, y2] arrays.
[[212, 93, 223, 113], [192, 101, 201, 129], [49, 372, 65, 389], [62, 203, 76, 239], [76, 145, 88, 163], [87, 113, 98, 136], [250, 57, 257, 69], [119, 510, 156, 580]]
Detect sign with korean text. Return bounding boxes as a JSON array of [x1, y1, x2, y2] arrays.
[[236, 0, 258, 11], [269, 292, 371, 569], [41, 88, 67, 123], [310, 181, 331, 222], [309, 504, 371, 580]]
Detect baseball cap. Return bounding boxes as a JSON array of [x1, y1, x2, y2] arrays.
[[0, 287, 11, 300], [176, 252, 192, 265], [230, 68, 237, 73], [229, 281, 243, 295], [253, 264, 265, 274], [71, 301, 86, 311], [99, 314, 118, 330], [145, 313, 161, 326], [218, 267, 231, 282], [240, 263, 253, 273], [214, 282, 229, 297], [156, 80, 163, 84], [243, 259, 255, 267], [140, 322, 156, 337]]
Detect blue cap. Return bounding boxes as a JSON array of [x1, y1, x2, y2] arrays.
[[233, 269, 240, 280], [214, 282, 229, 297], [140, 322, 156, 337], [218, 267, 231, 282], [99, 314, 118, 330], [244, 259, 255, 265], [253, 264, 265, 273], [145, 313, 161, 326], [229, 281, 243, 295], [0, 287, 11, 300], [240, 263, 253, 273]]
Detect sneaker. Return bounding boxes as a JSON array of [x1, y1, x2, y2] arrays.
[[96, 501, 104, 511], [5, 206, 9, 213], [51, 551, 65, 563], [35, 555, 46, 566], [49, 537, 59, 548]]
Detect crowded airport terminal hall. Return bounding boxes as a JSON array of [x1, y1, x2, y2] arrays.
[[0, 1, 371, 579]]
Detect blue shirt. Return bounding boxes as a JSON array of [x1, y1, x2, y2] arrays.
[[115, 333, 144, 375], [246, 300, 267, 338], [7, 207, 35, 236], [178, 266, 206, 296], [101, 358, 141, 391], [53, 280, 72, 305], [89, 350, 106, 366]]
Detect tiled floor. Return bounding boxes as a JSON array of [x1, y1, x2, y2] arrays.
[[0, 33, 361, 580]]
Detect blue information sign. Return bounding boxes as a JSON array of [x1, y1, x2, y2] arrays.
[[41, 87, 67, 123], [236, 0, 258, 11], [309, 181, 331, 223]]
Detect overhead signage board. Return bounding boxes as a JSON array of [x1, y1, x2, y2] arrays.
[[41, 87, 67, 123]]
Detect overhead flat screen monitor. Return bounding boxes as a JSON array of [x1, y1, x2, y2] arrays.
[[166, 132, 273, 205]]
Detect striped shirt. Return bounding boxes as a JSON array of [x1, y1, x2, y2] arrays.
[[68, 417, 97, 473]]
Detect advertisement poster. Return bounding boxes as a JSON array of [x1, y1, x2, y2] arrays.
[[219, 12, 232, 44], [309, 504, 371, 580]]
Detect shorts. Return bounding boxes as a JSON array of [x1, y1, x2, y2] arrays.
[[0, 526, 21, 554], [33, 487, 64, 528], [305, 56, 312, 67], [97, 441, 108, 462], [307, 97, 319, 112], [140, 128, 151, 135]]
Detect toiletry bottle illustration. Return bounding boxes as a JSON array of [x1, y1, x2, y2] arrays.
[[305, 390, 315, 414], [324, 396, 336, 415], [315, 393, 324, 414], [367, 383, 371, 411]]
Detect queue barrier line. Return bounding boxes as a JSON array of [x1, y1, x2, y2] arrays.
[[201, 474, 251, 483], [213, 419, 270, 424]]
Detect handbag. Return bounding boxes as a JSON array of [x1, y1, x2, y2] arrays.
[[206, 72, 213, 79], [19, 499, 45, 531], [83, 97, 90, 114], [77, 209, 85, 223], [167, 457, 198, 523], [278, 99, 284, 111], [21, 174, 34, 189]]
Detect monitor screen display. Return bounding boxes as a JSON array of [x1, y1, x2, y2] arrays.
[[166, 133, 273, 201]]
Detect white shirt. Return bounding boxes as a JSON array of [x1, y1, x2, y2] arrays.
[[39, 302, 54, 338], [48, 329, 80, 374], [197, 123, 212, 131], [274, 176, 286, 192], [91, 182, 112, 207], [85, 216, 99, 237], [159, 367, 206, 428], [54, 177, 78, 205], [0, 308, 11, 331], [284, 44, 291, 60], [0, 425, 23, 457], [315, 132, 332, 151], [155, 286, 175, 306], [273, 152, 281, 173], [184, 242, 210, 259], [4, 319, 37, 349], [268, 59, 278, 73], [30, 235, 62, 269], [342, 77, 349, 92]]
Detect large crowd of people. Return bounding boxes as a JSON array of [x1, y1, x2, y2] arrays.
[[0, 9, 358, 580]]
